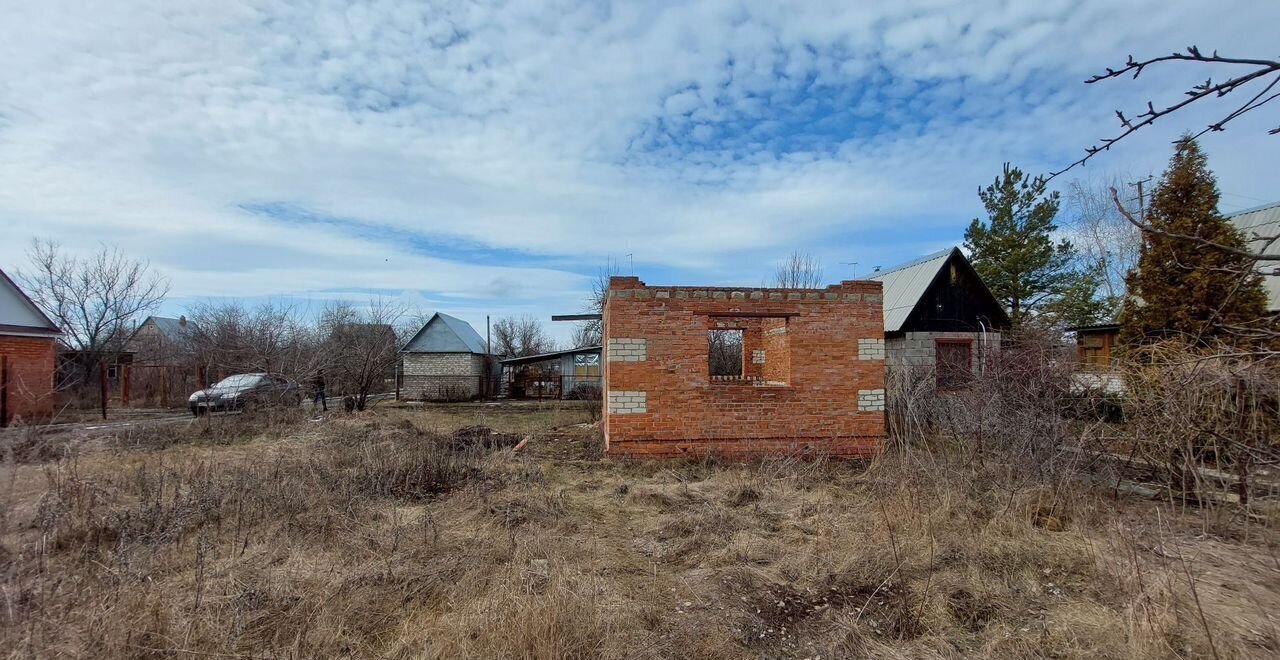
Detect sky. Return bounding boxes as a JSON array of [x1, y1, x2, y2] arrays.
[[1, 0, 1277, 344]]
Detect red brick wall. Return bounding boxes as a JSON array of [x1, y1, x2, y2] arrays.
[[603, 277, 885, 458], [0, 335, 57, 424]]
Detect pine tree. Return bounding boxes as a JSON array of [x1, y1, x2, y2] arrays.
[[1120, 137, 1268, 346], [964, 164, 1078, 326]]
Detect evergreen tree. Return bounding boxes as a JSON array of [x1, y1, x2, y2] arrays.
[[964, 164, 1079, 326], [1120, 137, 1268, 345], [1043, 263, 1111, 328]]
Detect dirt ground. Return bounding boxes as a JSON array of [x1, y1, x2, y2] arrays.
[[2, 400, 1278, 659]]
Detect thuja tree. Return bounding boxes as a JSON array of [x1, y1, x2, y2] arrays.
[[1120, 137, 1268, 346]]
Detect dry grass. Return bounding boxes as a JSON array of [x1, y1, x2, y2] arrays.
[[2, 402, 1278, 659]]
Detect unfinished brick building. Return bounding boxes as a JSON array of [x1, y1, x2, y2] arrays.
[[602, 276, 885, 457]]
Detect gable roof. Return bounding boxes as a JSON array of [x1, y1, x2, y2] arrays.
[[141, 316, 192, 340], [866, 247, 1008, 332], [0, 268, 60, 336], [1226, 201, 1280, 311], [402, 312, 489, 354]]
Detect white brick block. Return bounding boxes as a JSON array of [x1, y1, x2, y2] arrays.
[[751, 350, 766, 364], [858, 337, 885, 361], [607, 391, 647, 414], [858, 388, 886, 412], [607, 338, 648, 362]]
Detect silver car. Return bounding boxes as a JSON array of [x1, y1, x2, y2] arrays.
[[188, 373, 302, 415]]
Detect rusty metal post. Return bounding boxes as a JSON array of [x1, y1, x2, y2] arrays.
[[99, 362, 108, 420]]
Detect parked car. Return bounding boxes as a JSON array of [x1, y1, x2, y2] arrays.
[[188, 373, 302, 415]]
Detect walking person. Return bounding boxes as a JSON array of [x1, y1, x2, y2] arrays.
[[312, 369, 327, 412]]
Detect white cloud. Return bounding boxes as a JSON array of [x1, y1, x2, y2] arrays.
[[1, 0, 1277, 343]]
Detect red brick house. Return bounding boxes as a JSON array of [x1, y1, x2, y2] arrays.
[[0, 268, 61, 425], [602, 276, 885, 458]]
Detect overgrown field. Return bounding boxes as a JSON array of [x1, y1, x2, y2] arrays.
[[2, 402, 1278, 659]]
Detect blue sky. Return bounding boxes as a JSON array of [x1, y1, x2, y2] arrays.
[[1, 0, 1277, 343]]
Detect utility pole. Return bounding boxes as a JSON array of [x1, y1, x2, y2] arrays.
[[1128, 175, 1154, 258], [1127, 176, 1153, 220]]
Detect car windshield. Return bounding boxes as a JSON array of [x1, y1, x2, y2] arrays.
[[215, 374, 264, 388]]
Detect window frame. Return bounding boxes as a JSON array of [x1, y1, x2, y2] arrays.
[[934, 337, 974, 390]]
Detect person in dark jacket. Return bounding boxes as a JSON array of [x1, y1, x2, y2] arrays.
[[311, 370, 327, 411]]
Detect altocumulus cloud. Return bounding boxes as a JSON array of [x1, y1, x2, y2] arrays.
[[0, 0, 1276, 339]]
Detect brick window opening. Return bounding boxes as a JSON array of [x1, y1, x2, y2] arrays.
[[935, 339, 973, 390], [708, 329, 743, 379]]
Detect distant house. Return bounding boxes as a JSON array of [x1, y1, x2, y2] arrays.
[[400, 313, 497, 401], [868, 247, 1010, 387], [1227, 201, 1280, 313], [499, 345, 601, 399], [0, 268, 60, 424], [123, 315, 198, 407], [127, 315, 194, 362]]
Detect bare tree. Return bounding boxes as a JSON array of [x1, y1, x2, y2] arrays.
[[185, 301, 320, 384], [708, 329, 744, 377], [19, 239, 168, 384], [491, 315, 555, 358], [319, 299, 410, 411], [773, 250, 824, 288], [574, 260, 619, 347], [1064, 176, 1143, 306], [1052, 46, 1280, 179]]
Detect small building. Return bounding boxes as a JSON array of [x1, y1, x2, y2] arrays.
[[0, 268, 60, 425], [868, 247, 1009, 387], [1070, 323, 1121, 368], [400, 312, 497, 401], [602, 276, 886, 458], [499, 345, 601, 399]]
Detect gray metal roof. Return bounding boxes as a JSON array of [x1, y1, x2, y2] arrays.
[[143, 316, 192, 340], [402, 312, 489, 354], [499, 345, 601, 366], [1226, 201, 1280, 311], [866, 248, 954, 332]]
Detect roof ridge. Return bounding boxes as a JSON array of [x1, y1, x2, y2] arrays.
[[1225, 200, 1280, 218], [866, 246, 955, 279]]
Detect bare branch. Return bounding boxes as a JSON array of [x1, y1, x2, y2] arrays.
[[1051, 47, 1280, 179], [773, 250, 824, 288], [1109, 187, 1280, 262]]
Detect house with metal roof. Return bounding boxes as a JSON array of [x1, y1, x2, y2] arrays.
[[0, 267, 61, 424], [498, 345, 602, 399], [399, 312, 497, 401], [867, 247, 1010, 387], [1226, 201, 1280, 312]]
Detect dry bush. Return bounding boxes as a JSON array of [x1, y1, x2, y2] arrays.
[[888, 332, 1094, 483], [1119, 342, 1280, 509], [0, 419, 507, 658]]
